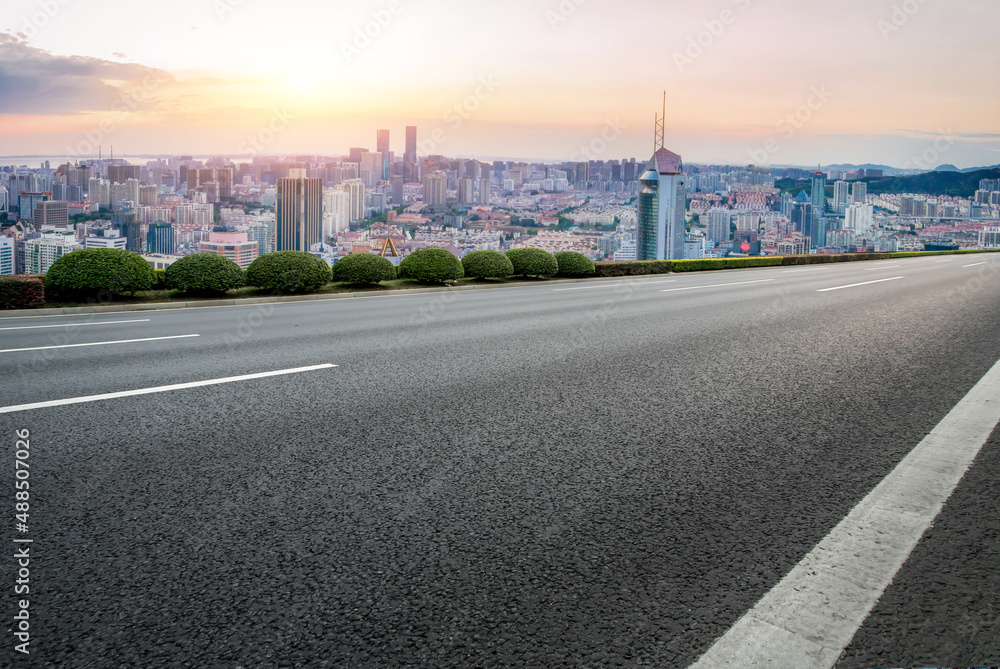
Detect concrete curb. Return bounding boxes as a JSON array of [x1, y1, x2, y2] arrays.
[[0, 274, 652, 318]]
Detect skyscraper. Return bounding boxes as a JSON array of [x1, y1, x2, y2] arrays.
[[422, 171, 448, 206], [275, 169, 322, 252], [147, 222, 175, 255], [405, 126, 417, 177], [113, 202, 142, 252], [790, 191, 814, 241], [339, 179, 365, 223], [376, 130, 390, 181], [810, 171, 826, 212], [833, 180, 851, 214], [637, 148, 685, 260]]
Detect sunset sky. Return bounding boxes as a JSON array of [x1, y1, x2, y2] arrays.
[[1, 0, 998, 168]]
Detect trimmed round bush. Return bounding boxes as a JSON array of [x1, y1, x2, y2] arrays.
[[333, 253, 397, 285], [505, 247, 559, 278], [165, 253, 246, 295], [399, 248, 464, 283], [246, 251, 332, 294], [45, 248, 156, 297], [462, 250, 514, 279], [553, 251, 595, 277]]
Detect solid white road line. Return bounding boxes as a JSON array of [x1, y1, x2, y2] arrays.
[[935, 259, 954, 263], [816, 277, 904, 292], [0, 319, 151, 331], [661, 279, 774, 293], [862, 265, 901, 271], [0, 334, 199, 354], [0, 364, 338, 414], [963, 262, 986, 268], [553, 279, 677, 291], [688, 357, 1000, 669]]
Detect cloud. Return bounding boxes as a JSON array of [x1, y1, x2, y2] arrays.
[[0, 34, 171, 115]]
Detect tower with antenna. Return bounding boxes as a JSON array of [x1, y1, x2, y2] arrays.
[[637, 91, 686, 261]]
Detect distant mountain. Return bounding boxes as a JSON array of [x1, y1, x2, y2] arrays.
[[958, 164, 1000, 173], [863, 167, 1000, 197], [823, 163, 901, 174], [775, 167, 1000, 198]]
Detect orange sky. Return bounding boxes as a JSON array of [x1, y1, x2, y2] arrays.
[[2, 0, 998, 167]]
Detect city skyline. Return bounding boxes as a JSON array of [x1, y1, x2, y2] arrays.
[[1, 0, 998, 168]]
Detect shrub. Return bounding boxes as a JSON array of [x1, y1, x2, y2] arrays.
[[247, 251, 332, 294], [462, 250, 514, 279], [0, 276, 45, 310], [672, 257, 784, 272], [553, 251, 595, 277], [399, 248, 464, 283], [332, 253, 397, 285], [153, 268, 167, 289], [593, 260, 672, 277], [505, 248, 559, 278], [45, 248, 156, 297], [165, 253, 246, 295]]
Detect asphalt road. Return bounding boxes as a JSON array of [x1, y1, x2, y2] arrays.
[[2, 254, 1000, 668]]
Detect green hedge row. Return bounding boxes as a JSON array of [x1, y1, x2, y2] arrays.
[[673, 257, 784, 272], [0, 276, 45, 310], [593, 260, 673, 277]]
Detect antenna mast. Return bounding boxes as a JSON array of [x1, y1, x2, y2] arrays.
[[654, 91, 666, 151]]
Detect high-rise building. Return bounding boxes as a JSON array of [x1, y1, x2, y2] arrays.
[[790, 191, 814, 242], [199, 231, 258, 269], [34, 200, 69, 228], [811, 171, 827, 212], [705, 208, 732, 245], [477, 179, 491, 206], [339, 179, 365, 223], [275, 169, 322, 252], [422, 171, 448, 206], [140, 185, 158, 206], [833, 180, 851, 214], [17, 192, 50, 221], [390, 175, 405, 206], [107, 164, 140, 185], [457, 177, 475, 205], [405, 126, 417, 167], [376, 130, 390, 181], [0, 236, 13, 275], [88, 178, 110, 209], [850, 181, 867, 204], [322, 188, 351, 238], [113, 202, 142, 252], [845, 203, 874, 233], [637, 148, 685, 261], [217, 168, 233, 200], [147, 222, 175, 255], [21, 231, 81, 274]]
